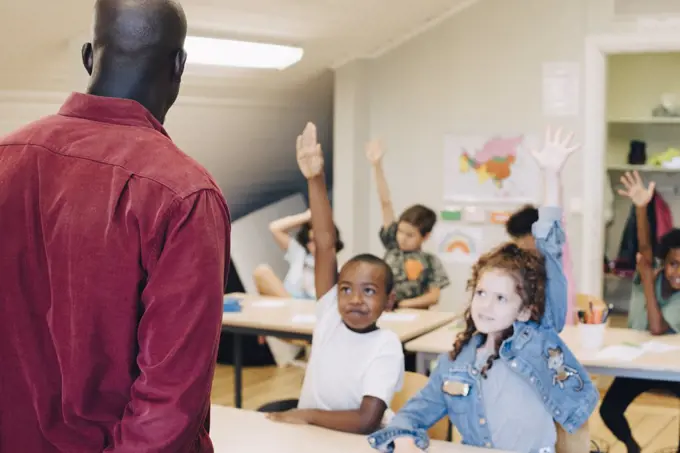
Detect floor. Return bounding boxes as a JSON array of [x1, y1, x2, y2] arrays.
[[211, 314, 680, 452]]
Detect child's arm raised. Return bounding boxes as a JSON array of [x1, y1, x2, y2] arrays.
[[268, 210, 311, 250], [529, 127, 578, 332], [618, 172, 670, 334], [296, 122, 337, 299], [366, 140, 396, 229]]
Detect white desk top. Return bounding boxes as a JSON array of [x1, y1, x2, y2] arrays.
[[405, 323, 680, 379], [222, 294, 457, 343], [209, 405, 509, 453]]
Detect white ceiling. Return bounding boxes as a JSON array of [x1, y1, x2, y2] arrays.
[[0, 0, 477, 95]]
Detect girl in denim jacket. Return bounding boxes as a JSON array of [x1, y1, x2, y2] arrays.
[[367, 128, 599, 453]]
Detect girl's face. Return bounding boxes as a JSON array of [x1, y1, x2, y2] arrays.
[[306, 229, 316, 256], [664, 248, 680, 290], [471, 269, 530, 335]]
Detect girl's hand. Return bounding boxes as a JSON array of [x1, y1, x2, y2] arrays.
[[617, 171, 655, 208], [365, 139, 385, 165], [530, 126, 579, 173], [296, 122, 324, 179], [393, 437, 425, 452]]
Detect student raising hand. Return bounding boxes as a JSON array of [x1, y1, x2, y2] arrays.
[[297, 122, 324, 179], [617, 171, 655, 208], [296, 122, 336, 299]]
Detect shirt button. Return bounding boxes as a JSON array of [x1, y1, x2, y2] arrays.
[[368, 438, 375, 445], [486, 442, 492, 448], [479, 418, 486, 425], [555, 409, 561, 416], [510, 361, 517, 368], [530, 376, 536, 383], [471, 369, 478, 375], [543, 395, 548, 401]]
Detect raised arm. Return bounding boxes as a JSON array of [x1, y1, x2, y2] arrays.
[[107, 190, 230, 452], [296, 122, 337, 298], [366, 140, 396, 228], [269, 210, 311, 250], [529, 127, 578, 332], [617, 171, 655, 265]]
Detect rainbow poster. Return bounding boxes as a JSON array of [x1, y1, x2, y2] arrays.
[[434, 225, 482, 263]]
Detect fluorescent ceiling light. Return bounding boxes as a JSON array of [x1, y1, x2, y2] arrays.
[[184, 36, 303, 70]]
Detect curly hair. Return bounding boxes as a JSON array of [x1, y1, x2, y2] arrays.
[[450, 242, 547, 377]]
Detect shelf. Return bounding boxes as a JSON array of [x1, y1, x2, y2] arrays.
[[608, 117, 680, 125], [607, 164, 680, 173]]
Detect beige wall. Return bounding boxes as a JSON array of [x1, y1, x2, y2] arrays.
[[333, 0, 638, 312]]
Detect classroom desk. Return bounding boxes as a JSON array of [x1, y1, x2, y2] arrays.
[[222, 293, 457, 408], [405, 323, 680, 382], [209, 404, 510, 453]]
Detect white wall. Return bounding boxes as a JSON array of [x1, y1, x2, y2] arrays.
[[0, 71, 334, 220], [334, 0, 592, 313]]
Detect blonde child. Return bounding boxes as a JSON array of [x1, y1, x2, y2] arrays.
[[367, 128, 598, 453], [366, 141, 449, 309]]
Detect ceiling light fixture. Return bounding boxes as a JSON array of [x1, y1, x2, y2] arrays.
[[184, 36, 303, 70]]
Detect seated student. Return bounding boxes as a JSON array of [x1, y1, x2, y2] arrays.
[[600, 170, 680, 453], [367, 128, 598, 453], [253, 210, 343, 299], [365, 140, 450, 309], [506, 204, 575, 324], [266, 122, 405, 434]]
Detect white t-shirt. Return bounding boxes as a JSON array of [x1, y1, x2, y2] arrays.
[[282, 240, 316, 299], [297, 286, 405, 411]]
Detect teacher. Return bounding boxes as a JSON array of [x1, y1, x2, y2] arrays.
[[0, 0, 230, 452]]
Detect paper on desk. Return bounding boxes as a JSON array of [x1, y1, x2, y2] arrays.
[[251, 299, 287, 308], [380, 313, 418, 322], [292, 314, 316, 323], [595, 345, 645, 362], [640, 341, 680, 354]]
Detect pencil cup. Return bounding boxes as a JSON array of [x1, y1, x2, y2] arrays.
[[578, 323, 606, 350]]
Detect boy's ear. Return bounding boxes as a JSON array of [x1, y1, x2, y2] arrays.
[[422, 232, 431, 241], [516, 306, 531, 323], [386, 291, 397, 311]]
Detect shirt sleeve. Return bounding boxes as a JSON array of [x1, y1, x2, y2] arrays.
[[362, 336, 405, 405], [426, 254, 450, 290], [107, 189, 230, 453], [532, 206, 567, 332], [379, 222, 399, 250], [285, 238, 307, 265]]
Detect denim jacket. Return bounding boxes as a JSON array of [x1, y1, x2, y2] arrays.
[[368, 207, 599, 452]]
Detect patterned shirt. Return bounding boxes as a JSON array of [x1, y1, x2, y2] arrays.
[[379, 222, 450, 303]]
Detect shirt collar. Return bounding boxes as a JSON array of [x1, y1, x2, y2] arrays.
[[58, 92, 169, 137]]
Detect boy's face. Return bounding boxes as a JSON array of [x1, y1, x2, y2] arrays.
[[514, 234, 536, 251], [337, 261, 394, 330], [664, 249, 680, 290], [471, 269, 530, 334], [396, 221, 427, 252]]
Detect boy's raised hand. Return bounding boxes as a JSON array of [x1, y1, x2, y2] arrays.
[[617, 170, 655, 208], [530, 126, 580, 173], [365, 139, 385, 165], [296, 122, 324, 179]]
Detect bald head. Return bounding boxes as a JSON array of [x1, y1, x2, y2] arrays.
[[83, 0, 189, 123]]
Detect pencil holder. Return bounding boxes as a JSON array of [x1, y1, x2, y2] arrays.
[[578, 322, 607, 350]]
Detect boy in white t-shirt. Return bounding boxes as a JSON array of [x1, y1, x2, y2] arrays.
[[267, 122, 405, 434]]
